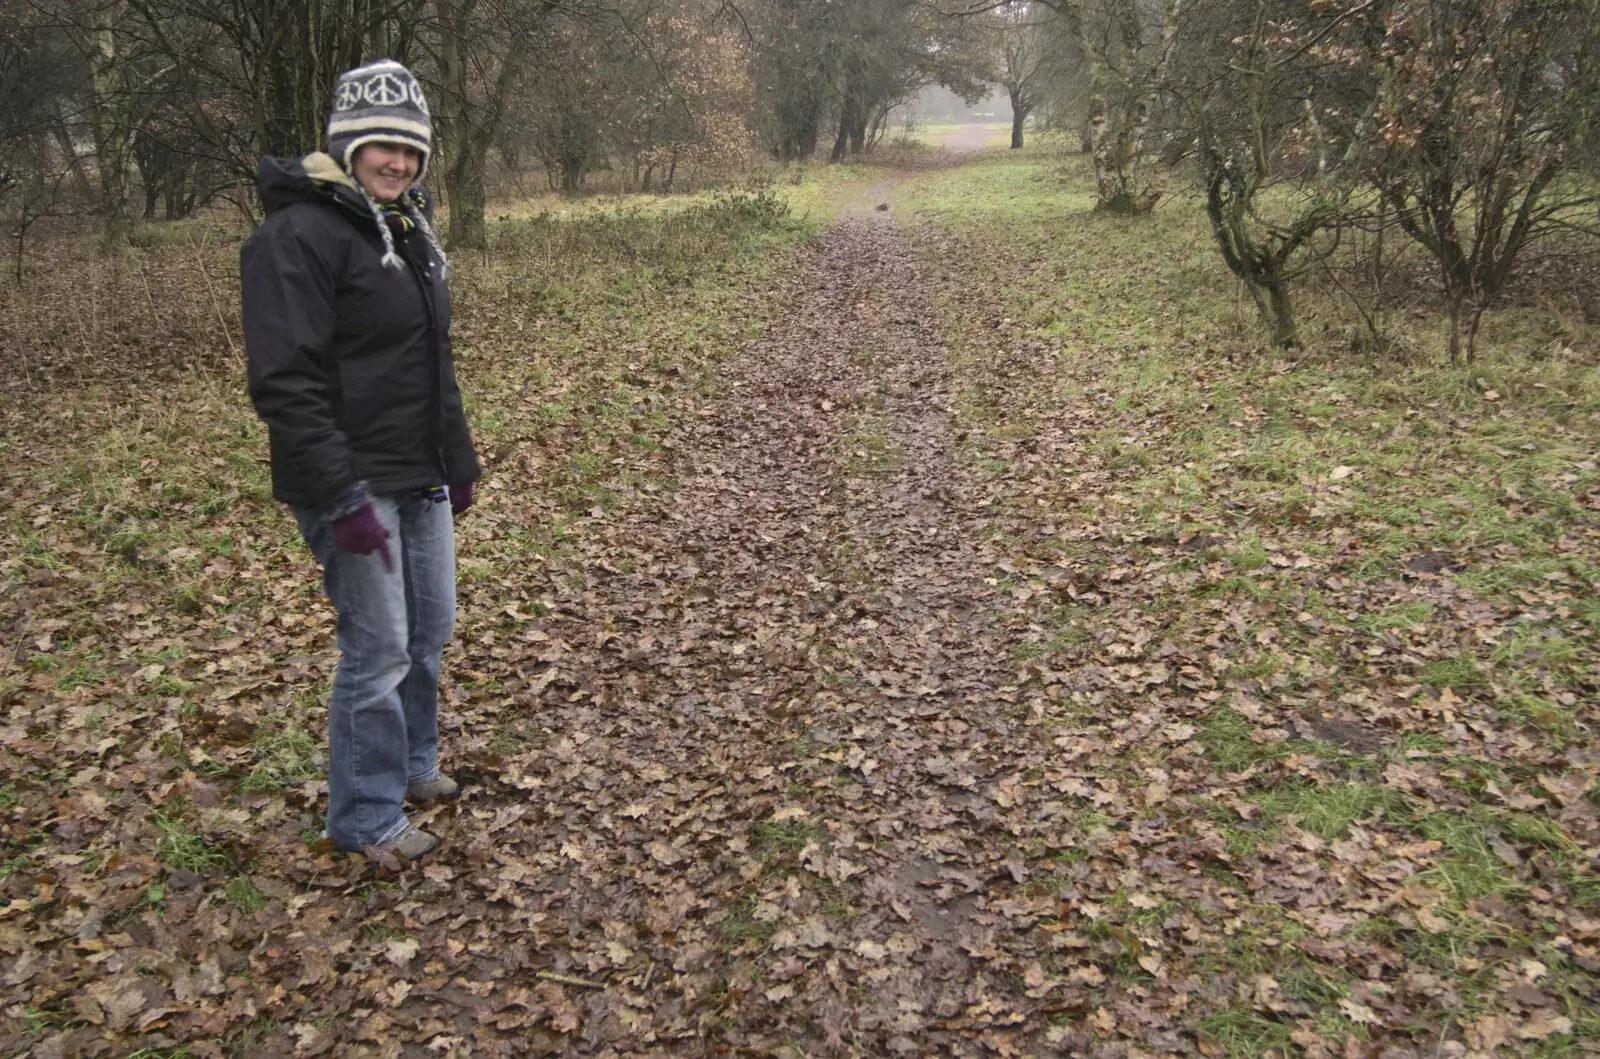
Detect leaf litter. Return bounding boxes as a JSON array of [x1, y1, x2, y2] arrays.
[[1, 155, 1598, 1057]]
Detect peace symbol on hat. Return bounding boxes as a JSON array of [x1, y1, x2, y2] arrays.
[[363, 71, 411, 107], [334, 80, 364, 111]]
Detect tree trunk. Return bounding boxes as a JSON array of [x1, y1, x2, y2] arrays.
[[450, 129, 491, 239], [561, 154, 584, 192], [830, 89, 861, 163], [1083, 57, 1126, 210], [1447, 293, 1466, 364], [453, 154, 489, 244], [797, 113, 820, 161], [1245, 280, 1298, 348], [1010, 105, 1027, 150], [1085, 0, 1187, 214], [90, 4, 133, 236], [830, 114, 851, 163], [1205, 150, 1301, 348], [1465, 303, 1486, 364], [435, 0, 530, 249], [50, 109, 95, 202]]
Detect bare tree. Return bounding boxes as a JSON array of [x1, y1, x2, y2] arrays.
[[118, 0, 428, 216], [988, 1, 1074, 149], [1074, 0, 1187, 212], [1187, 0, 1383, 346], [959, 0, 1188, 209], [1, 1, 99, 273], [1362, 0, 1600, 361], [88, 0, 136, 232], [432, 0, 545, 248], [738, 0, 988, 163]]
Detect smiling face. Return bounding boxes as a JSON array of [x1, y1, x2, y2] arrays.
[[350, 142, 422, 203]]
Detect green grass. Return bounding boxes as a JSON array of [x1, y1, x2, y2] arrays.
[[239, 707, 322, 794], [900, 149, 1598, 734], [1196, 1007, 1296, 1059], [1355, 601, 1435, 632], [720, 894, 785, 946], [897, 148, 1600, 1052], [54, 661, 107, 691], [904, 121, 1015, 149], [1259, 781, 1406, 840], [225, 876, 268, 914], [1198, 707, 1282, 773], [0, 855, 29, 882], [837, 413, 902, 476], [151, 805, 229, 875], [1419, 656, 1487, 689], [1500, 693, 1583, 743], [750, 819, 823, 858]]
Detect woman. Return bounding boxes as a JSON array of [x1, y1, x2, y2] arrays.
[[241, 59, 480, 860]]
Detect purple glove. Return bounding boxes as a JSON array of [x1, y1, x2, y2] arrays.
[[449, 483, 474, 516], [330, 504, 394, 572]]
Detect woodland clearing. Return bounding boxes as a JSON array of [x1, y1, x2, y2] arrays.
[[1, 145, 1598, 1058]]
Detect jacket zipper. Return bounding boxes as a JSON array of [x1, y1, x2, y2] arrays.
[[406, 244, 448, 483]]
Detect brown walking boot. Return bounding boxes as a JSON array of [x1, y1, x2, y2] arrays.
[[372, 823, 441, 862], [406, 773, 460, 805]]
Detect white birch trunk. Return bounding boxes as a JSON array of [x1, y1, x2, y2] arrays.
[[90, 2, 133, 233], [1122, 0, 1185, 213]]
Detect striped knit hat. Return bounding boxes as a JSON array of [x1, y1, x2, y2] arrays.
[[328, 59, 432, 181], [327, 59, 449, 275]]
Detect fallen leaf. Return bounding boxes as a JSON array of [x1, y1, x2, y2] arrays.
[[1069, 963, 1106, 986], [385, 937, 420, 968], [1338, 998, 1380, 1025], [1517, 1013, 1572, 1040], [1465, 1013, 1511, 1051]]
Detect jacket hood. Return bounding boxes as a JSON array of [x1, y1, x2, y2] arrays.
[[258, 152, 434, 226], [258, 152, 368, 216]]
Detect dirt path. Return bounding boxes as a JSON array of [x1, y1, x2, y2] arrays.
[[442, 203, 1079, 1054]]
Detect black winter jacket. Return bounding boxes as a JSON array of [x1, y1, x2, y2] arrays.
[[241, 152, 481, 511]]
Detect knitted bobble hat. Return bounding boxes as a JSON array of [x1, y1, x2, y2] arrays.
[[328, 59, 432, 179], [327, 59, 437, 272]]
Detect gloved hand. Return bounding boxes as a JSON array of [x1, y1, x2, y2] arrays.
[[330, 504, 394, 572], [449, 483, 474, 516]]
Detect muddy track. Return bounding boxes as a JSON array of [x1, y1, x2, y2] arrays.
[[449, 210, 1073, 1054]]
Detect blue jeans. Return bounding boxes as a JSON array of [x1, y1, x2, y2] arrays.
[[294, 491, 455, 849]]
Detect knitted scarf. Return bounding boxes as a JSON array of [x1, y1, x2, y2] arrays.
[[379, 202, 416, 235], [357, 185, 451, 279]]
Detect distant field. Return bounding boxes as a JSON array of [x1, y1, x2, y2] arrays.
[[904, 121, 1015, 149]]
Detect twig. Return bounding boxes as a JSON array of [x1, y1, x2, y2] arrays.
[[536, 970, 606, 990], [135, 259, 162, 333], [188, 228, 240, 361]]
